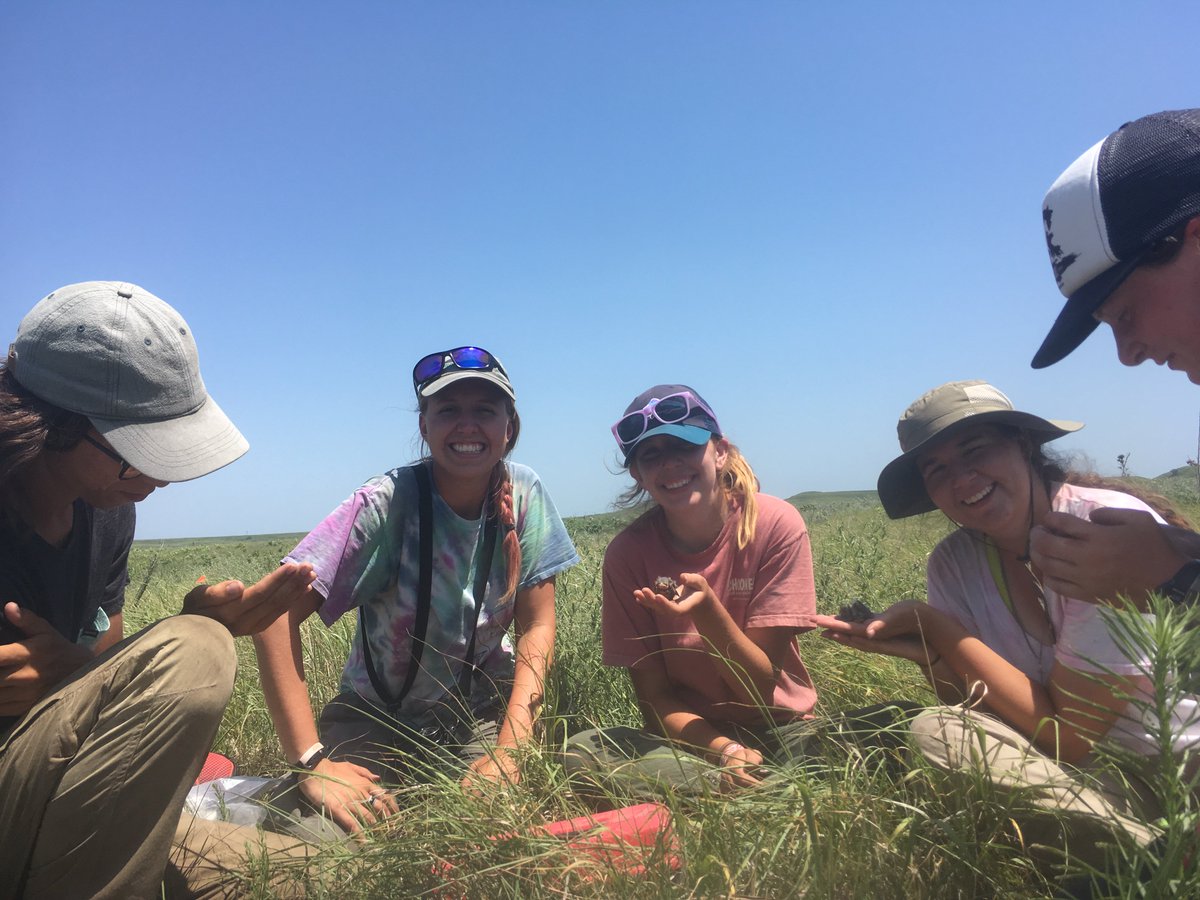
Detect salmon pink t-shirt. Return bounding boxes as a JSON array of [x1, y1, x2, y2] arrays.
[[602, 494, 818, 723]]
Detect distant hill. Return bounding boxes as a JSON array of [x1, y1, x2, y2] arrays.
[[137, 472, 1200, 547], [1144, 466, 1200, 501]]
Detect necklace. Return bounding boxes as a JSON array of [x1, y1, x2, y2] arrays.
[[984, 537, 1057, 659]]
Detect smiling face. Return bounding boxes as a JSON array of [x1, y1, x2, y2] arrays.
[[1094, 217, 1200, 383], [629, 434, 728, 515], [916, 424, 1034, 541], [419, 381, 514, 486]]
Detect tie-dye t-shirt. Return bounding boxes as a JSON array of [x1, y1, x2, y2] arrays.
[[285, 461, 579, 723]]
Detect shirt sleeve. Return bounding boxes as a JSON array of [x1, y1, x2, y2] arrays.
[[285, 475, 402, 626], [925, 537, 982, 638], [513, 467, 580, 588], [743, 502, 817, 630], [601, 532, 662, 669]]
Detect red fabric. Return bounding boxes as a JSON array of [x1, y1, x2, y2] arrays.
[[194, 752, 234, 784], [536, 802, 679, 872]]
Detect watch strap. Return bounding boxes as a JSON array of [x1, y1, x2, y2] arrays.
[[297, 742, 327, 770], [1156, 560, 1200, 606]]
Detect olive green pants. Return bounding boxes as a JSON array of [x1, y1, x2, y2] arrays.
[[0, 616, 235, 899], [563, 703, 916, 797]]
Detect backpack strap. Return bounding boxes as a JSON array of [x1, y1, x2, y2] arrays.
[[360, 463, 434, 708], [457, 513, 499, 697]]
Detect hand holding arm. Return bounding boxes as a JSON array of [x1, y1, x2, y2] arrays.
[[1029, 508, 1189, 610]]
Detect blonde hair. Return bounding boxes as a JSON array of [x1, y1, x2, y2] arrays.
[[617, 437, 761, 550], [720, 443, 760, 550]]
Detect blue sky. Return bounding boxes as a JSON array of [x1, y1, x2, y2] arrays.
[[3, 2, 1198, 539]]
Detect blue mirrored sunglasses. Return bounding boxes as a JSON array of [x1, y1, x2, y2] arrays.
[[412, 346, 506, 393]]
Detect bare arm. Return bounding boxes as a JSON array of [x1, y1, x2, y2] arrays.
[[252, 590, 396, 833], [463, 578, 557, 790], [635, 573, 790, 709], [814, 613, 966, 705], [820, 601, 1131, 763], [628, 655, 764, 788], [93, 611, 124, 655]]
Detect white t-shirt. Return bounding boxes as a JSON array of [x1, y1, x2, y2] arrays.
[[927, 481, 1199, 758]]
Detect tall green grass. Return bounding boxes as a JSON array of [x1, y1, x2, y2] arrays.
[[128, 497, 1200, 897]]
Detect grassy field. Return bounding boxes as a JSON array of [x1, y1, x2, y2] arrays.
[[127, 484, 1200, 897]]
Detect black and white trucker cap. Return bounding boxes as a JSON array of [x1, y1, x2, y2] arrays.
[[1032, 108, 1200, 369]]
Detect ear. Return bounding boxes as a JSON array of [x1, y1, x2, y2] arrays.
[[1186, 215, 1200, 248], [712, 437, 730, 470], [418, 413, 428, 441]]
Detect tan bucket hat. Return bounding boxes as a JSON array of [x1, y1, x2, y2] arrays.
[[876, 380, 1082, 519]]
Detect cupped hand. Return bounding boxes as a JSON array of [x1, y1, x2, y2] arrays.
[[1029, 508, 1187, 608], [182, 562, 317, 636], [299, 757, 397, 835], [634, 572, 717, 617], [814, 600, 944, 664], [818, 626, 939, 666], [0, 602, 93, 717], [461, 746, 521, 796], [719, 742, 765, 790]]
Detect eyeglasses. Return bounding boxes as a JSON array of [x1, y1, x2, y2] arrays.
[[82, 433, 142, 480], [611, 391, 719, 451], [412, 346, 507, 393]]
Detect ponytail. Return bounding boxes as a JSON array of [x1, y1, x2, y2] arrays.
[[719, 443, 760, 550]]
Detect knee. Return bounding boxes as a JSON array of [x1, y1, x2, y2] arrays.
[[138, 615, 237, 711]]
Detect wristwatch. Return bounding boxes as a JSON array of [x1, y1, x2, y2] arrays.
[[1155, 560, 1200, 607], [296, 742, 328, 771]]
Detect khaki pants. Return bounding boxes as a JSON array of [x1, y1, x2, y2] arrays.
[[909, 706, 1160, 869], [0, 616, 235, 900]]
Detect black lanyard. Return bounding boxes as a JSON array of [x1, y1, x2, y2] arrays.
[[360, 463, 499, 708]]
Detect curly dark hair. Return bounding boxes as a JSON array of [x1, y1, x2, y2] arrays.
[[1023, 433, 1193, 529]]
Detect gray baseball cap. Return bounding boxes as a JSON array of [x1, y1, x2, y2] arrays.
[[876, 380, 1082, 519], [8, 281, 248, 482]]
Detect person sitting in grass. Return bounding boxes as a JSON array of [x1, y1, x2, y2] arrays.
[[564, 384, 819, 795], [0, 281, 318, 899], [253, 346, 579, 836], [816, 380, 1200, 871]]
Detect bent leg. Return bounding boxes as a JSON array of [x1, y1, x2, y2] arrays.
[[563, 726, 721, 798], [166, 815, 325, 899], [909, 706, 1159, 868], [0, 615, 236, 900]]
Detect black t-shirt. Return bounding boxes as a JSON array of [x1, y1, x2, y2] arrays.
[[0, 501, 135, 732]]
